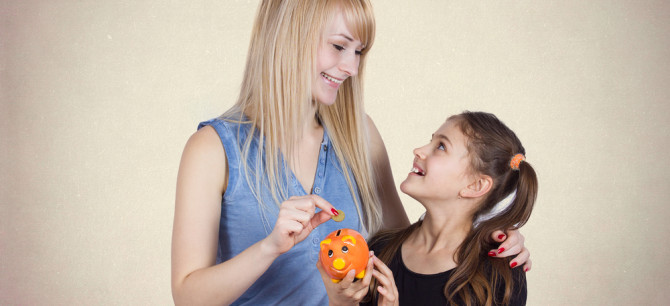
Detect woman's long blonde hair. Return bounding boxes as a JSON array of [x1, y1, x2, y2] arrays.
[[222, 0, 382, 234]]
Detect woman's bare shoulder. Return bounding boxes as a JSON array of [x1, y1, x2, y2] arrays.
[[178, 125, 227, 194]]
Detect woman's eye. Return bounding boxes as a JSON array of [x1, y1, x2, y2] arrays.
[[438, 143, 446, 151], [332, 44, 344, 51], [355, 50, 362, 55]]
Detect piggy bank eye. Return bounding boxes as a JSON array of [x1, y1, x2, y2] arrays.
[[341, 246, 349, 253], [328, 250, 333, 257]]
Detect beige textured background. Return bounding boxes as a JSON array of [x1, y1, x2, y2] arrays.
[[2, 0, 669, 305]]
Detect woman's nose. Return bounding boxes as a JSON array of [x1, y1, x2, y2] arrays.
[[339, 52, 359, 77]]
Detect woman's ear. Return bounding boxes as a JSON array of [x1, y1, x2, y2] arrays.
[[459, 175, 493, 199]]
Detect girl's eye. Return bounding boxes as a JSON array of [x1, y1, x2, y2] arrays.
[[437, 143, 446, 151], [355, 50, 362, 56]]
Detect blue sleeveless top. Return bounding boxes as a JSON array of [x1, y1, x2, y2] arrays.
[[198, 117, 366, 305]]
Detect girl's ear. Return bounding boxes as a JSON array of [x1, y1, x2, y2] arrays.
[[459, 175, 493, 199]]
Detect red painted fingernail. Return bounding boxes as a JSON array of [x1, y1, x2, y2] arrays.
[[498, 234, 506, 240], [488, 251, 497, 257], [510, 262, 518, 268], [331, 208, 339, 216], [524, 267, 529, 272], [497, 248, 505, 254]]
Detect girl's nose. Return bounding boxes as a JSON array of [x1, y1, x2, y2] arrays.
[[413, 146, 426, 159]]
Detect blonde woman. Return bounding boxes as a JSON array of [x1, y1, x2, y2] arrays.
[[171, 1, 530, 305]]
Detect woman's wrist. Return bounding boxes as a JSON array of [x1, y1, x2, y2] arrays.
[[258, 236, 283, 258]]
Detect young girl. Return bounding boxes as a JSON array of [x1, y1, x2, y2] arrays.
[[355, 111, 537, 305], [171, 0, 531, 304]]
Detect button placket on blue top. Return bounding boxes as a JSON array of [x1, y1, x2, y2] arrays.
[[312, 129, 329, 196], [311, 234, 321, 263], [310, 129, 330, 260]]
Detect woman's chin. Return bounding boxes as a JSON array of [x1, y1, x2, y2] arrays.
[[319, 99, 336, 106], [313, 92, 338, 106]]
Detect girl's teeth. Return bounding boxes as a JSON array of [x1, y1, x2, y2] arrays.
[[410, 167, 424, 175], [321, 72, 343, 84]]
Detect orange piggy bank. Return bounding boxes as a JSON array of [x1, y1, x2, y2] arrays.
[[319, 228, 369, 283]]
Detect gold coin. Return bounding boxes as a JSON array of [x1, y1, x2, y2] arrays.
[[331, 209, 345, 222]]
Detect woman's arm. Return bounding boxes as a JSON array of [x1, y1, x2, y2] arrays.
[[171, 126, 336, 305], [490, 229, 532, 271], [365, 115, 410, 230], [171, 126, 277, 305]]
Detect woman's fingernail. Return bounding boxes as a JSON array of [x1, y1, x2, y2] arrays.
[[510, 262, 518, 268], [497, 248, 505, 254], [331, 208, 339, 216], [524, 267, 529, 272], [488, 251, 497, 257], [498, 234, 506, 240]]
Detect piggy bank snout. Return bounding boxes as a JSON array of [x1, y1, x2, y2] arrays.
[[332, 258, 346, 270]]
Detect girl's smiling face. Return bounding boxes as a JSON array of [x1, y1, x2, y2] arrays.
[[400, 119, 474, 203], [312, 10, 364, 105]]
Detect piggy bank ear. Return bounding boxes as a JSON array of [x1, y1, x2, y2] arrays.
[[341, 235, 356, 245], [320, 238, 332, 250]]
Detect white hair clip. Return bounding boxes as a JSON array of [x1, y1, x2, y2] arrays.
[[473, 190, 516, 228]]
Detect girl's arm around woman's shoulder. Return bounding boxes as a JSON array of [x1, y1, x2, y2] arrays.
[[172, 126, 277, 305], [365, 114, 410, 230]]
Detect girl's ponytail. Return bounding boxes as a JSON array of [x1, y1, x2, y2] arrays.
[[444, 111, 539, 305], [511, 158, 538, 229]]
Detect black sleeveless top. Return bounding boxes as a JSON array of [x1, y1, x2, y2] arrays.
[[361, 238, 527, 305]]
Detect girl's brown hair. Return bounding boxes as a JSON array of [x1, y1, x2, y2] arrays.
[[368, 111, 538, 305]]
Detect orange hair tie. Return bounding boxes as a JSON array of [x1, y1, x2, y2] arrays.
[[510, 153, 525, 170]]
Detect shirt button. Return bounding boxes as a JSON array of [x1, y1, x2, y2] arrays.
[[314, 187, 321, 194], [323, 145, 328, 151]]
